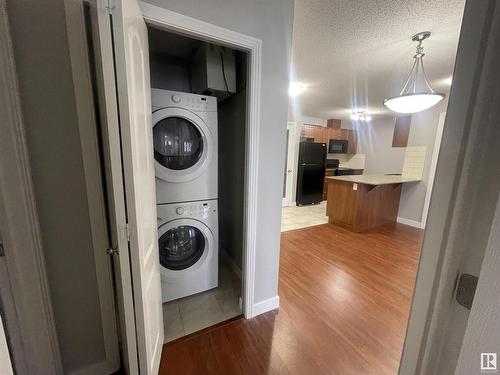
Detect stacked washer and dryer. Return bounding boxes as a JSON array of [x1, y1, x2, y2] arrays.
[[152, 89, 219, 303]]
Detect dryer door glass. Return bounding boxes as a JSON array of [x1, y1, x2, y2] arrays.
[[159, 225, 205, 270], [153, 117, 204, 170]]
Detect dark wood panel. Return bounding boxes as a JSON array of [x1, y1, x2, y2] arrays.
[[392, 116, 412, 147], [160, 224, 423, 374], [327, 179, 358, 227], [356, 183, 402, 231], [327, 118, 341, 130], [327, 179, 402, 232]]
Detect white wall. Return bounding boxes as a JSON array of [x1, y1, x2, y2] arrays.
[[144, 0, 295, 304], [398, 100, 448, 224], [355, 118, 406, 174]]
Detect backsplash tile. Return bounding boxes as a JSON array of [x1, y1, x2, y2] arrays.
[[327, 153, 366, 170], [402, 146, 427, 179]]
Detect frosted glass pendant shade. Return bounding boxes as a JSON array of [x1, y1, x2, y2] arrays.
[[384, 93, 444, 114], [384, 32, 445, 114]]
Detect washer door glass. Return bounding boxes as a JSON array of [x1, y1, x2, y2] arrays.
[[153, 117, 204, 170], [159, 225, 205, 270]]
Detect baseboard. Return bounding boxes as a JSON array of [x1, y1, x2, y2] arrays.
[[252, 296, 280, 316], [397, 216, 423, 229], [219, 248, 242, 280]]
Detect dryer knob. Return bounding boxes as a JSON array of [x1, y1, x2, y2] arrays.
[[175, 207, 185, 215], [171, 94, 181, 103]]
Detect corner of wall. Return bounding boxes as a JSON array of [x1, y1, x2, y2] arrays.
[[252, 295, 280, 317]]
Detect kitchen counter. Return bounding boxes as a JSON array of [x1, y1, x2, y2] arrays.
[[325, 175, 420, 232], [326, 174, 420, 185]]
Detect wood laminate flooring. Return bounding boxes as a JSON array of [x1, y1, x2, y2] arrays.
[[160, 223, 423, 374]]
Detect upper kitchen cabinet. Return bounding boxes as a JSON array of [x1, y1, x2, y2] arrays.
[[299, 119, 357, 154]]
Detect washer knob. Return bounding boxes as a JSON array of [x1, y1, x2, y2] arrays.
[[175, 207, 184, 215], [171, 94, 181, 103]]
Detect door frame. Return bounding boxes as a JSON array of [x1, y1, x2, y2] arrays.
[[399, 0, 500, 373], [140, 2, 262, 318], [282, 122, 297, 207]]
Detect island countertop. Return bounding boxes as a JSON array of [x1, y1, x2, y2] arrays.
[[326, 174, 421, 186]]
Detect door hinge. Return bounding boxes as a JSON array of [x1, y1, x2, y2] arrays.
[[105, 0, 115, 15], [455, 273, 478, 310], [106, 247, 119, 256], [125, 223, 131, 242]]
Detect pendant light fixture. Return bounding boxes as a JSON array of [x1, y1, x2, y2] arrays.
[[384, 31, 445, 114]]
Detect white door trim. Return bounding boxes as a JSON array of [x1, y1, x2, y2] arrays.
[[282, 122, 297, 207], [420, 111, 446, 229], [0, 0, 62, 372], [140, 2, 263, 318]]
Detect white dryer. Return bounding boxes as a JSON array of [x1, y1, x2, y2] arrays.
[[157, 200, 218, 302], [152, 89, 218, 204]]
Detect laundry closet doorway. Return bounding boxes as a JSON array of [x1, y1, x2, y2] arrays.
[[87, 0, 263, 373]]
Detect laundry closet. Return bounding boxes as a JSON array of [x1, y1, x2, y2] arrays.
[[147, 26, 247, 342]]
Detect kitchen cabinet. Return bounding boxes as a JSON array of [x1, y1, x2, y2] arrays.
[[325, 175, 419, 231], [299, 119, 357, 153], [323, 168, 364, 200], [392, 116, 412, 147], [323, 169, 335, 200]]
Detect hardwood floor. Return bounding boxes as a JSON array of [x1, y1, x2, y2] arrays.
[[160, 223, 423, 374]]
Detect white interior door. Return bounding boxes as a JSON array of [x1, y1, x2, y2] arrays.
[[90, 0, 163, 374], [282, 122, 296, 206], [111, 1, 164, 374]]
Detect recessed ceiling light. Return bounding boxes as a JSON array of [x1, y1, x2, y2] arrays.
[[289, 82, 307, 97]]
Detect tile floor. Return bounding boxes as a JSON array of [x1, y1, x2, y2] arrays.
[[162, 258, 242, 343], [281, 200, 329, 232]]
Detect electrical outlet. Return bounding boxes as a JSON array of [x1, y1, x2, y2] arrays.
[[353, 183, 358, 191]]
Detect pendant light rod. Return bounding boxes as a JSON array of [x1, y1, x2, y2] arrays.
[[383, 31, 445, 114]]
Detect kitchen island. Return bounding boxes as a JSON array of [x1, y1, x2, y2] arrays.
[[325, 175, 420, 232]]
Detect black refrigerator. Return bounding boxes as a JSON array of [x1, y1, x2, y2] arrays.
[[296, 142, 327, 205]]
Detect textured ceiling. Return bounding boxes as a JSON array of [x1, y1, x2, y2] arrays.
[[291, 0, 465, 120]]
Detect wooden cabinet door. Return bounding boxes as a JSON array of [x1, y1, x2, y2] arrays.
[[302, 125, 316, 139], [314, 127, 328, 144]]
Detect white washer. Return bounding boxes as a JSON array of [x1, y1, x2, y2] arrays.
[[157, 200, 218, 302], [152, 89, 218, 204]]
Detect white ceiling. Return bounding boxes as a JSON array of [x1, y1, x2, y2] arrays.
[[291, 0, 465, 120]]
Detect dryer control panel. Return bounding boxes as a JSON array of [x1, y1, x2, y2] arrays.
[[151, 88, 217, 112]]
